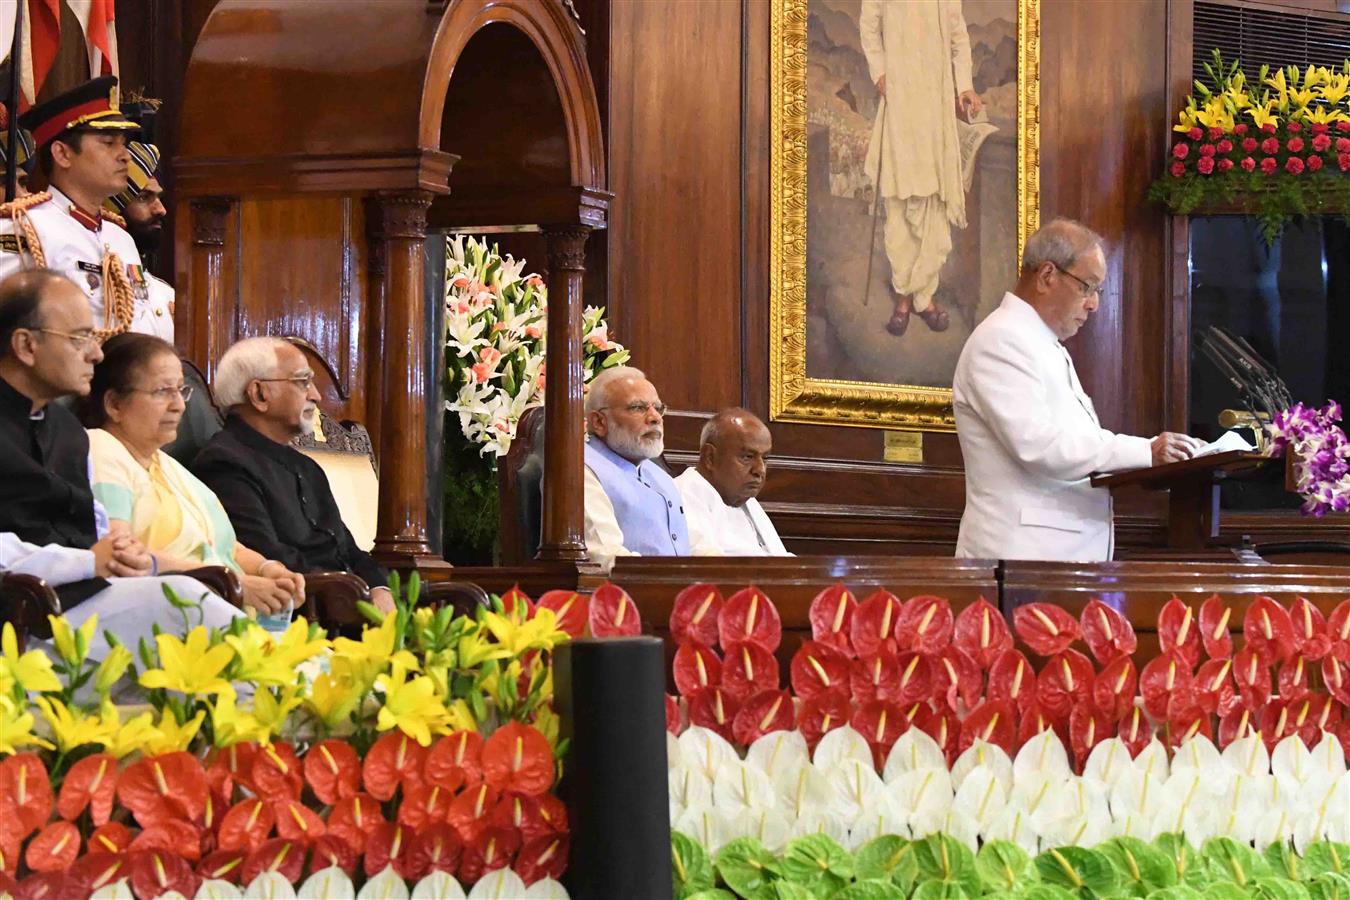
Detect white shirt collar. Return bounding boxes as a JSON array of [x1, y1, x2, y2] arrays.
[[1001, 291, 1062, 348]]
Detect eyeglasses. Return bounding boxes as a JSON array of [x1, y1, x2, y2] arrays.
[[256, 373, 317, 391], [131, 385, 193, 403], [599, 401, 668, 417], [33, 327, 98, 350], [1051, 263, 1102, 299]]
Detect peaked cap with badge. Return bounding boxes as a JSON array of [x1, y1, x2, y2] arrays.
[[0, 76, 172, 343]]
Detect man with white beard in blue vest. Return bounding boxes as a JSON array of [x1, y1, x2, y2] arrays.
[[582, 366, 721, 572]]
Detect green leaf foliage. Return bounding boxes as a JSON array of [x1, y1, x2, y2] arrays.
[[1304, 844, 1350, 880], [914, 835, 981, 897], [1099, 835, 1179, 895], [1204, 837, 1274, 887], [1034, 847, 1120, 895], [976, 840, 1035, 894], [746, 883, 815, 900], [780, 834, 854, 897], [717, 837, 782, 898], [673, 830, 717, 899], [832, 880, 908, 900], [855, 835, 919, 891], [910, 880, 971, 900]]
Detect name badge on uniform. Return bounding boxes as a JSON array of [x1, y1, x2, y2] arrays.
[[77, 260, 101, 291], [0, 234, 27, 254]]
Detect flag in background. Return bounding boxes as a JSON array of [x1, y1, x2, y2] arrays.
[[1, 0, 119, 109]]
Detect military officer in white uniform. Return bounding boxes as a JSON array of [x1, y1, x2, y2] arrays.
[[105, 140, 174, 339], [0, 76, 171, 343]]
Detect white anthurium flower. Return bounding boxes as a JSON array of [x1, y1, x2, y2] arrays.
[[849, 792, 910, 849], [298, 869, 356, 900], [1253, 806, 1298, 851], [666, 732, 682, 769], [942, 808, 981, 852], [90, 882, 135, 900], [1083, 738, 1134, 790], [196, 881, 244, 900], [679, 726, 739, 783], [774, 761, 848, 821], [522, 879, 568, 900], [1110, 764, 1167, 820], [1111, 805, 1152, 840], [951, 740, 1013, 793], [1272, 734, 1317, 788], [242, 872, 297, 900], [733, 807, 793, 854], [1293, 779, 1344, 852], [668, 764, 714, 821], [467, 869, 527, 900], [985, 806, 1041, 856], [1310, 732, 1348, 778], [714, 759, 777, 816], [791, 809, 852, 846], [1132, 739, 1171, 782], [1170, 734, 1223, 776], [747, 729, 810, 778], [890, 767, 953, 838], [411, 870, 468, 900], [953, 765, 1008, 832], [1222, 732, 1271, 777], [884, 728, 946, 782], [1166, 759, 1232, 802], [829, 757, 886, 822], [1010, 771, 1070, 834], [154, 894, 188, 900], [675, 804, 739, 855], [1151, 772, 1217, 846], [1212, 773, 1264, 844], [1327, 772, 1350, 843], [812, 726, 872, 771], [1013, 729, 1072, 784], [1042, 803, 1110, 852]]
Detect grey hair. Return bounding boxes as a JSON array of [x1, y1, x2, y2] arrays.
[[213, 336, 290, 409], [1021, 217, 1105, 272], [699, 407, 763, 447], [584, 365, 647, 417]]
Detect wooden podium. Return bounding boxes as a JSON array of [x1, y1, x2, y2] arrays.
[[1091, 450, 1273, 550]]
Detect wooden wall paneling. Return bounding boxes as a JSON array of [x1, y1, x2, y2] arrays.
[[1166, 0, 1195, 433]]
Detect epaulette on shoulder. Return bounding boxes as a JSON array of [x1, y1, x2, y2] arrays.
[[103, 210, 127, 230], [0, 192, 52, 218]]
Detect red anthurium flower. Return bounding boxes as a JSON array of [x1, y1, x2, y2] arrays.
[[1259, 698, 1299, 750], [118, 752, 209, 827], [425, 730, 485, 794], [364, 823, 415, 879], [273, 798, 326, 846], [131, 850, 202, 900], [1193, 658, 1237, 716], [458, 825, 520, 885], [308, 834, 357, 877], [809, 584, 857, 656], [851, 700, 908, 755], [896, 595, 953, 655], [1289, 596, 1331, 660], [986, 649, 1036, 714], [491, 792, 548, 843], [132, 819, 203, 861], [790, 640, 851, 700], [1166, 706, 1212, 747], [1218, 704, 1258, 748], [482, 722, 555, 796], [363, 731, 428, 801], [1285, 694, 1322, 748], [1158, 596, 1202, 669], [88, 822, 133, 855], [718, 587, 782, 652], [537, 589, 589, 638], [959, 700, 1016, 756], [665, 694, 681, 735], [673, 642, 723, 697], [0, 753, 54, 840], [218, 798, 274, 853], [952, 598, 1012, 670], [1277, 656, 1313, 703], [797, 689, 852, 747], [720, 641, 779, 701], [1306, 692, 1340, 736], [447, 783, 500, 846], [1139, 651, 1195, 721], [733, 689, 795, 746], [57, 752, 118, 825], [69, 852, 130, 894], [851, 590, 902, 659], [913, 704, 959, 763], [251, 742, 304, 802], [24, 821, 80, 873], [1323, 654, 1350, 706], [1069, 701, 1113, 769], [499, 585, 534, 623], [0, 873, 13, 896], [303, 739, 361, 806], [588, 582, 642, 638], [685, 687, 740, 742], [397, 783, 454, 831], [669, 583, 724, 647], [850, 649, 901, 705], [1080, 598, 1137, 665], [197, 849, 247, 884], [1328, 599, 1350, 660], [208, 742, 259, 804], [891, 651, 933, 707], [1233, 645, 1272, 712], [1036, 649, 1095, 723], [1012, 603, 1080, 657], [1244, 596, 1297, 665], [929, 646, 982, 713], [327, 794, 386, 855], [536, 794, 568, 837], [516, 834, 569, 885], [1117, 707, 1154, 757], [1017, 700, 1066, 749], [1199, 595, 1234, 660], [410, 823, 461, 877], [241, 838, 306, 885], [14, 871, 67, 899], [1092, 656, 1137, 721]]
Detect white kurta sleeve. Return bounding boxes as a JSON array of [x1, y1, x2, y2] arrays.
[[963, 336, 1153, 482], [583, 465, 637, 572], [947, 0, 975, 96], [685, 511, 725, 558], [858, 0, 886, 85], [0, 532, 96, 586]]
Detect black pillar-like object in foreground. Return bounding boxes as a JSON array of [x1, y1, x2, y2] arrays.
[[554, 636, 672, 900]]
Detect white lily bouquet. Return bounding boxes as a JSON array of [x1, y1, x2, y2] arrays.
[[444, 235, 629, 458]]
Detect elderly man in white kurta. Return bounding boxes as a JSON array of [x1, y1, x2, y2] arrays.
[[860, 0, 981, 337], [953, 219, 1202, 561], [675, 409, 793, 557]]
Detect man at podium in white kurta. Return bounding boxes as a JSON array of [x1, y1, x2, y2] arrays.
[[953, 219, 1202, 562]]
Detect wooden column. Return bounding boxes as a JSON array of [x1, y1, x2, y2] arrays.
[[366, 190, 448, 570], [187, 197, 231, 376], [537, 225, 591, 562]]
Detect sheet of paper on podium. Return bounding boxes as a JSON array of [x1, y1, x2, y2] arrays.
[[1193, 430, 1257, 458]]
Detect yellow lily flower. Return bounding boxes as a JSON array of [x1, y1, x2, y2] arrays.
[[306, 671, 362, 730], [99, 706, 159, 759], [224, 626, 305, 688], [210, 686, 270, 748], [333, 615, 418, 675], [0, 695, 52, 753], [141, 708, 206, 755], [1289, 86, 1317, 110], [0, 622, 62, 694], [457, 625, 512, 669], [48, 613, 98, 666], [35, 696, 115, 753], [375, 662, 453, 746], [445, 698, 476, 733], [93, 644, 133, 697], [1304, 105, 1348, 127], [1320, 73, 1350, 106], [139, 627, 235, 696], [533, 704, 560, 748], [1173, 105, 1200, 134], [253, 684, 304, 735], [1246, 103, 1281, 131], [481, 608, 568, 656]]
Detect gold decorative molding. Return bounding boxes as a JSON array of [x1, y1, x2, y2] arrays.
[[769, 0, 1040, 432]]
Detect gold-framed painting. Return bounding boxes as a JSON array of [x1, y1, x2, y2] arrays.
[[769, 0, 1040, 431]]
